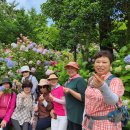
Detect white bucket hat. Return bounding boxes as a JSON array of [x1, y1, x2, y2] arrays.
[[21, 65, 30, 72]]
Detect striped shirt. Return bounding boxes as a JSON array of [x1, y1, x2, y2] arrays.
[[83, 72, 124, 130]]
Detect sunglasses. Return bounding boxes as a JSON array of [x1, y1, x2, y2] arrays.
[[22, 71, 29, 73], [39, 86, 47, 89]]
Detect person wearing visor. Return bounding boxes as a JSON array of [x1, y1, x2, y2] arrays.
[[31, 79, 53, 130], [48, 74, 67, 130], [0, 78, 16, 130], [20, 66, 38, 99], [64, 62, 86, 130], [11, 80, 34, 130]]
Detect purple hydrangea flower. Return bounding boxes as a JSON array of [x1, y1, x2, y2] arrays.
[[42, 49, 48, 54], [124, 55, 130, 64], [37, 49, 43, 53], [28, 43, 34, 49], [36, 60, 41, 65], [31, 67, 36, 73], [6, 59, 14, 68], [44, 61, 49, 66], [32, 42, 37, 46], [32, 48, 37, 52]]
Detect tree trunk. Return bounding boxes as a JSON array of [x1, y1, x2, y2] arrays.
[[99, 15, 113, 53], [73, 44, 77, 62]]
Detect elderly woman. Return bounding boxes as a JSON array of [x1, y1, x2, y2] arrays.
[[82, 50, 124, 130], [48, 74, 67, 130], [11, 80, 34, 130], [34, 79, 53, 130], [64, 62, 87, 130], [21, 66, 38, 97], [0, 78, 16, 130]]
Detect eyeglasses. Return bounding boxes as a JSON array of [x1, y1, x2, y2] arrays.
[[22, 71, 29, 73]]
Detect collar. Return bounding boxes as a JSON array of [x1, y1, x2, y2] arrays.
[[69, 74, 81, 81], [51, 84, 60, 90], [102, 72, 112, 80]]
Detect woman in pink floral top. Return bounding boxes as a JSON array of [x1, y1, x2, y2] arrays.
[[82, 50, 124, 130]]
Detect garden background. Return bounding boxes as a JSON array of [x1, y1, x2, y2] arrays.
[[0, 0, 130, 129]]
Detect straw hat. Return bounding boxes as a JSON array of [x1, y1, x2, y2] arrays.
[[64, 62, 79, 70], [21, 65, 30, 72], [47, 74, 58, 80], [38, 79, 49, 86]]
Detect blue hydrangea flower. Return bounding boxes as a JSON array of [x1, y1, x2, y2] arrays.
[[124, 55, 130, 64], [6, 59, 15, 68], [4, 58, 10, 62], [0, 57, 4, 61]]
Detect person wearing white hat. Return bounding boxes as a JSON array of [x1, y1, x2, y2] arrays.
[[20, 65, 38, 99]]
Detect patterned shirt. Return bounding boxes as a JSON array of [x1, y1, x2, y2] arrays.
[[11, 92, 33, 125], [83, 72, 124, 130]]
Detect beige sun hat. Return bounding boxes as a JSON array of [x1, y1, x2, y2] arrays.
[[64, 62, 79, 70], [47, 74, 58, 80], [38, 79, 49, 86]]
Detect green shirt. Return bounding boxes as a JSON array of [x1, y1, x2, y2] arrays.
[[65, 77, 87, 124]]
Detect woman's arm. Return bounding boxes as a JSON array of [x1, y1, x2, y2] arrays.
[[64, 87, 82, 101], [3, 93, 16, 123], [52, 96, 66, 105], [64, 78, 87, 102], [99, 83, 118, 105]]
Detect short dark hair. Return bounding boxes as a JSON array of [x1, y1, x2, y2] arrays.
[[94, 50, 113, 63], [22, 80, 33, 89]]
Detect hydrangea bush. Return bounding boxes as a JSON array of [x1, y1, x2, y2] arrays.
[[112, 45, 130, 107], [0, 34, 74, 83]]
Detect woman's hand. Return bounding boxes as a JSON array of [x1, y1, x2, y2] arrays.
[[0, 120, 7, 128], [39, 94, 44, 101], [34, 105, 38, 112], [50, 109, 57, 119], [92, 73, 105, 88], [20, 92, 26, 99], [63, 87, 71, 93], [49, 93, 54, 101]]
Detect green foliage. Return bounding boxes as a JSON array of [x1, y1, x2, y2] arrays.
[[112, 44, 130, 101]]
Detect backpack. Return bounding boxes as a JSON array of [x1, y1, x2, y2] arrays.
[[105, 75, 130, 127]]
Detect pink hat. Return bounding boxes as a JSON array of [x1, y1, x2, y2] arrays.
[[64, 62, 79, 70]]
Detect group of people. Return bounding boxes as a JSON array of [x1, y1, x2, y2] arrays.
[[0, 50, 125, 130]]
